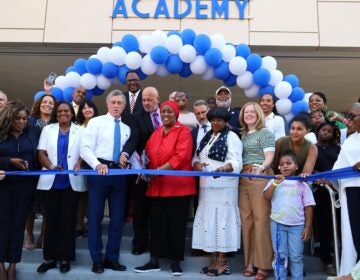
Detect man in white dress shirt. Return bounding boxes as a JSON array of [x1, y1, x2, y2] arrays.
[[81, 90, 131, 274]]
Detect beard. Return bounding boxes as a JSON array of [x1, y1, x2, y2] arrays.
[[216, 98, 231, 109]]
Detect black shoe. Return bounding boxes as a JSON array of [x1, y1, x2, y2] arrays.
[[37, 261, 57, 273], [170, 262, 183, 276], [92, 262, 104, 274], [59, 261, 70, 273], [132, 246, 145, 255], [134, 262, 161, 273], [103, 260, 127, 271]]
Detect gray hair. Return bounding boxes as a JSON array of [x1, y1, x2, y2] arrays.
[[106, 90, 126, 104], [352, 102, 360, 110], [193, 99, 208, 108], [0, 90, 7, 100]]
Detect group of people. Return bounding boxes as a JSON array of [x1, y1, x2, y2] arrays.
[[0, 73, 359, 280]]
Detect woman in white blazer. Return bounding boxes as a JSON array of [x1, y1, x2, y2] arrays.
[[36, 101, 86, 274]]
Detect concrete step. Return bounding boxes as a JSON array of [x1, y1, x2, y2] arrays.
[[16, 253, 327, 280]]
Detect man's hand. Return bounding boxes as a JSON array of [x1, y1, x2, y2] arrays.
[[96, 163, 108, 175]]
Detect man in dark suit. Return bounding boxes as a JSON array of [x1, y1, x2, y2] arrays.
[[215, 86, 241, 137], [121, 70, 144, 126], [120, 86, 161, 255], [191, 99, 210, 155]]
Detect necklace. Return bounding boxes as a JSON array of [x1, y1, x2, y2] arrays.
[[59, 127, 70, 134]]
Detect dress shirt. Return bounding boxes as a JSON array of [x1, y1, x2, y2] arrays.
[[264, 112, 286, 141], [72, 101, 79, 116], [130, 89, 141, 104], [81, 113, 131, 169], [196, 121, 211, 149]]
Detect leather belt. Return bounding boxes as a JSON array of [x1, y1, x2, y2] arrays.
[[98, 158, 120, 168]]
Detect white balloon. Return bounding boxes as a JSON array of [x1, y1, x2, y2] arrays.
[[285, 112, 295, 122], [97, 74, 111, 90], [109, 46, 126, 66], [80, 73, 97, 90], [54, 75, 67, 90], [65, 72, 81, 88], [229, 56, 247, 76], [244, 84, 260, 98], [156, 65, 169, 77], [141, 54, 157, 75], [274, 81, 292, 99], [221, 44, 236, 63], [262, 56, 277, 71], [125, 51, 142, 70], [236, 71, 253, 89], [303, 92, 313, 104], [89, 54, 98, 59], [202, 67, 214, 80], [150, 30, 167, 46], [190, 55, 207, 75], [179, 44, 196, 63], [97, 47, 111, 63], [269, 70, 283, 86], [138, 35, 152, 54], [210, 33, 226, 49], [276, 98, 293, 115], [165, 35, 183, 54]]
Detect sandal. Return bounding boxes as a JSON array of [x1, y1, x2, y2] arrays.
[[200, 266, 209, 274], [243, 268, 256, 277], [255, 271, 268, 280], [207, 265, 231, 277]]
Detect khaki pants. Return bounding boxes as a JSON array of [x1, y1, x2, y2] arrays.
[[239, 168, 273, 270]]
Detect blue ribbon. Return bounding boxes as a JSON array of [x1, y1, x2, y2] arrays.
[[4, 166, 360, 181]]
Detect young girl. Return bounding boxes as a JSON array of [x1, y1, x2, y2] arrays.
[[264, 149, 315, 280]]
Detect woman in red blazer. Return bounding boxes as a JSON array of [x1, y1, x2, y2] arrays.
[[134, 100, 196, 276]]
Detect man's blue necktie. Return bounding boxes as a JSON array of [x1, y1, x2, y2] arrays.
[[113, 118, 121, 163]]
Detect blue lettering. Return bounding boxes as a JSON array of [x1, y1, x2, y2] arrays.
[[174, 0, 192, 19], [234, 0, 248, 20], [195, 0, 208, 19], [154, 0, 170, 18], [132, 0, 149, 18], [212, 0, 229, 19], [112, 0, 128, 18]]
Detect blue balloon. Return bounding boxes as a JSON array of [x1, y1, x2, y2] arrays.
[[91, 87, 104, 96], [62, 87, 75, 102], [214, 62, 230, 80], [51, 87, 64, 101], [259, 85, 275, 96], [168, 30, 181, 37], [150, 46, 168, 64], [34, 91, 46, 102], [236, 44, 251, 58], [224, 74, 237, 87], [136, 69, 147, 81], [181, 29, 196, 45], [291, 100, 309, 115], [112, 41, 122, 47], [121, 34, 139, 52], [179, 63, 192, 78], [204, 48, 223, 67], [246, 53, 262, 72], [166, 55, 183, 74], [284, 74, 300, 88], [85, 89, 94, 99], [118, 65, 130, 84], [73, 58, 88, 75], [65, 66, 77, 74], [102, 62, 119, 79], [253, 68, 271, 86], [86, 58, 103, 75], [193, 34, 211, 55], [289, 87, 305, 102]]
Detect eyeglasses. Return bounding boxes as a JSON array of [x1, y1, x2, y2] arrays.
[[127, 79, 139, 83], [347, 113, 360, 120]]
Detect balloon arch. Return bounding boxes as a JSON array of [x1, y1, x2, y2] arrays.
[[35, 29, 309, 121]]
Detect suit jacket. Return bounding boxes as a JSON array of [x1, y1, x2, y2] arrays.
[[37, 123, 86, 191], [191, 125, 199, 156], [122, 110, 155, 157], [122, 90, 144, 126], [229, 107, 241, 137]]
